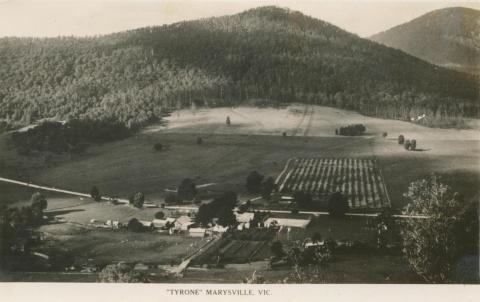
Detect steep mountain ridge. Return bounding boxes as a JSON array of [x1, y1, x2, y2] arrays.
[[0, 6, 478, 131], [370, 7, 480, 74]]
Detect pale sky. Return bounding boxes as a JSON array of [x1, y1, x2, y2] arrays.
[[0, 0, 478, 38]]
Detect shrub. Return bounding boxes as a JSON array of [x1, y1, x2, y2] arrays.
[[327, 192, 348, 218], [398, 135, 405, 144], [153, 143, 163, 151], [90, 186, 101, 201], [154, 211, 165, 219], [382, 132, 388, 138], [30, 192, 47, 210], [129, 192, 145, 208], [165, 193, 178, 204], [282, 132, 287, 137], [196, 137, 203, 145], [337, 124, 366, 136], [404, 140, 411, 150], [246, 171, 264, 193], [271, 241, 285, 259], [177, 178, 197, 201], [294, 191, 313, 209], [226, 116, 231, 125], [261, 177, 276, 199], [127, 218, 144, 232], [410, 139, 417, 150], [98, 262, 146, 283]]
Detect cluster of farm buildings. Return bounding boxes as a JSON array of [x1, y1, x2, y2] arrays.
[[89, 207, 313, 237]]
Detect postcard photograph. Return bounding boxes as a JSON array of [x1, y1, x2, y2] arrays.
[[0, 0, 478, 288]]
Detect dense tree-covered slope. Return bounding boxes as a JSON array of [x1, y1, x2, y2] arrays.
[[370, 7, 480, 75], [0, 6, 478, 130]]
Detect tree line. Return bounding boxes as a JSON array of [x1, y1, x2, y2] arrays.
[[0, 6, 478, 133]]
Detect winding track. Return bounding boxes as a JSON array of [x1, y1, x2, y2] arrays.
[[0, 176, 129, 204]]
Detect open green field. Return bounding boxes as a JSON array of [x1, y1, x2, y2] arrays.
[[1, 104, 478, 282], [37, 229, 206, 266], [1, 105, 478, 211]]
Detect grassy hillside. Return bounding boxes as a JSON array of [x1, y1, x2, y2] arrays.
[[2, 105, 479, 211], [370, 7, 480, 75], [0, 6, 478, 131]]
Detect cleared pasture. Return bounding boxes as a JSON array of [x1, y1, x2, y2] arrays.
[[1, 104, 479, 212], [37, 229, 206, 266]]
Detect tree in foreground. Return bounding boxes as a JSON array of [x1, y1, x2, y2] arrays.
[[98, 262, 147, 283], [242, 271, 266, 284], [401, 175, 477, 283], [90, 186, 101, 202], [327, 192, 348, 218]]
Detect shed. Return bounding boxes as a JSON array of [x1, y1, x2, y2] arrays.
[[235, 212, 254, 223], [174, 215, 194, 231], [189, 228, 207, 237], [152, 218, 176, 228]]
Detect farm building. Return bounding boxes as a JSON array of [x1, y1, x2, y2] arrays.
[[106, 220, 121, 229], [152, 217, 176, 229], [210, 225, 229, 233], [279, 195, 294, 205], [174, 215, 195, 231], [143, 202, 159, 208], [235, 212, 254, 223], [164, 205, 199, 214], [237, 222, 251, 231], [139, 220, 154, 228], [189, 228, 207, 237], [264, 213, 312, 228]]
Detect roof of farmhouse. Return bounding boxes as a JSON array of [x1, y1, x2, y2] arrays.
[[267, 213, 313, 220]]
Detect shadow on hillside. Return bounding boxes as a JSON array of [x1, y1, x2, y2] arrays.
[[411, 148, 431, 152]]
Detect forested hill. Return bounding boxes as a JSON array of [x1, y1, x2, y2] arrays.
[[0, 6, 478, 131], [370, 7, 480, 75]]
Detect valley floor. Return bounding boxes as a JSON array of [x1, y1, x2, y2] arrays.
[[0, 104, 478, 283]]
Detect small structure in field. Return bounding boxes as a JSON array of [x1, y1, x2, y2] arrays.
[[279, 195, 294, 205], [210, 225, 229, 233], [143, 202, 158, 208], [174, 215, 195, 231], [264, 213, 312, 228], [139, 220, 153, 228], [105, 220, 121, 229], [235, 212, 254, 223], [152, 217, 176, 229], [189, 228, 207, 237]]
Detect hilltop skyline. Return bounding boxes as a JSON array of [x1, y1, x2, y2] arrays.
[[0, 0, 479, 38]]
